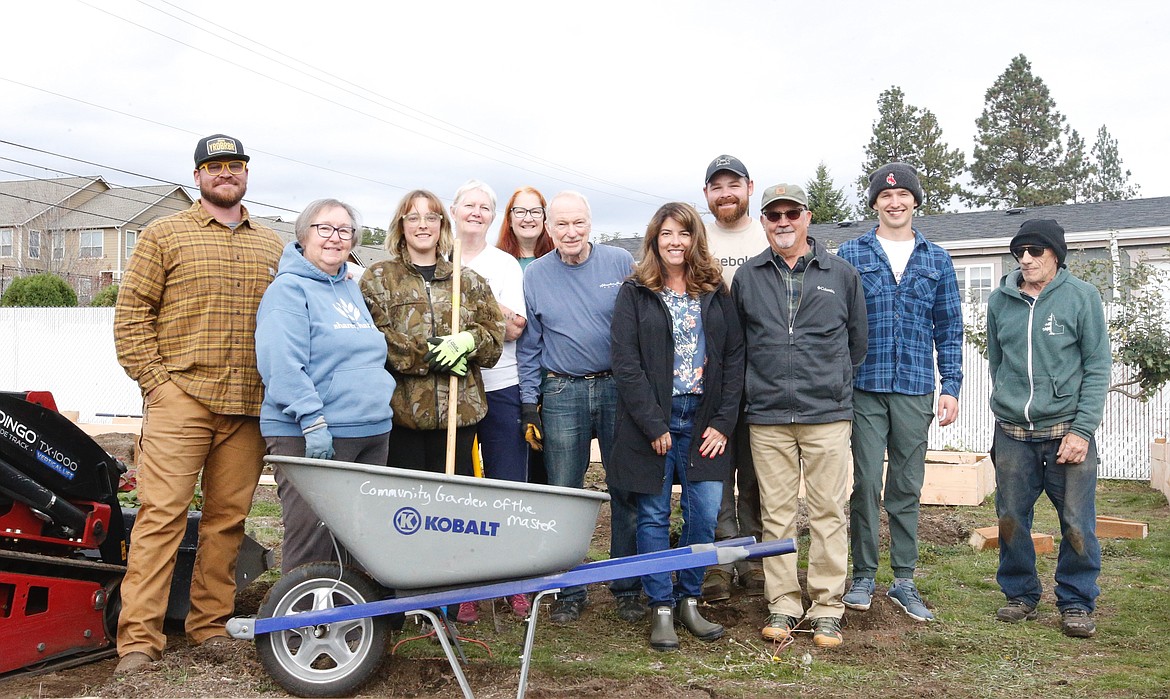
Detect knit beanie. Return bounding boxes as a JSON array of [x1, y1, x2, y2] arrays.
[[867, 162, 924, 208], [1011, 219, 1068, 267]]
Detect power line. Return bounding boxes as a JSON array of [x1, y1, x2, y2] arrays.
[[136, 0, 670, 202], [71, 1, 664, 207], [0, 139, 298, 215]]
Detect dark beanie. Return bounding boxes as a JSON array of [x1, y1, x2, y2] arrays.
[[1011, 219, 1067, 266], [867, 162, 924, 208]]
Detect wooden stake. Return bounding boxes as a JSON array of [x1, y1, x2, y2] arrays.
[[445, 239, 462, 476]]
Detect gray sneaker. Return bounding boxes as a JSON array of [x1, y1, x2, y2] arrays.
[[843, 578, 875, 611], [886, 580, 935, 621], [996, 599, 1038, 623]]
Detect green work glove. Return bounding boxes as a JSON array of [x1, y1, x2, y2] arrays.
[[424, 331, 475, 373], [448, 354, 469, 377]]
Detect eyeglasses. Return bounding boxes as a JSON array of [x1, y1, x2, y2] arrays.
[[1011, 246, 1048, 260], [198, 160, 247, 176], [311, 224, 355, 240], [762, 208, 805, 223], [511, 207, 545, 220], [403, 213, 442, 225]]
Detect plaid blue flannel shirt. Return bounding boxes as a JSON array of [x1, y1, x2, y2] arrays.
[[837, 227, 963, 397]]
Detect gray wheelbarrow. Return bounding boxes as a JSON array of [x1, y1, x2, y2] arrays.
[[228, 455, 796, 698]]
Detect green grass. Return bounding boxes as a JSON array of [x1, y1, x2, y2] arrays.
[[247, 480, 1170, 698]]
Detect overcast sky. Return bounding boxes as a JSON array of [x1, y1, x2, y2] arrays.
[[3, 0, 1166, 240]]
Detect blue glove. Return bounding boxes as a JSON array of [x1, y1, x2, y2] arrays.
[[303, 417, 335, 460]]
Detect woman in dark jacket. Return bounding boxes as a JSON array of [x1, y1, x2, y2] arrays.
[[610, 202, 745, 652]]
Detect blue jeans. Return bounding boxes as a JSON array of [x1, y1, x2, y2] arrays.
[[992, 423, 1100, 612], [479, 384, 528, 482], [636, 394, 723, 606], [541, 373, 639, 602]]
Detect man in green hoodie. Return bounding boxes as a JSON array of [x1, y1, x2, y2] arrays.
[[986, 219, 1110, 639]]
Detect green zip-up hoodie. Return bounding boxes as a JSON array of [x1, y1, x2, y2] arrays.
[[986, 267, 1110, 441]]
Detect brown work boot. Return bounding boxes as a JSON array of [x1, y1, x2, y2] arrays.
[[114, 651, 154, 675], [738, 567, 766, 596], [702, 568, 733, 602]]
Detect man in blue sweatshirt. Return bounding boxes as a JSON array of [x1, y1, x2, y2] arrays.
[[986, 219, 1110, 639], [517, 191, 641, 624]]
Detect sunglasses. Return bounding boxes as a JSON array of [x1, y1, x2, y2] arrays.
[[762, 208, 805, 223], [1011, 245, 1048, 260]]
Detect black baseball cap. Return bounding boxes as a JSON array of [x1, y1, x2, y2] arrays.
[[705, 154, 749, 183], [194, 134, 250, 167]]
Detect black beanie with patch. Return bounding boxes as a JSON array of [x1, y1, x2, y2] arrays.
[[867, 162, 924, 208]]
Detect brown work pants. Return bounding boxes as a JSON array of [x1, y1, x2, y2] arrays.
[[117, 381, 264, 658]]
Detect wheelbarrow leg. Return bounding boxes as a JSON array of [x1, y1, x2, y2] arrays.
[[516, 588, 559, 699], [411, 608, 476, 699]]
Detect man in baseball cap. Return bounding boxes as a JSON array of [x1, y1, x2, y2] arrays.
[[700, 154, 768, 602], [731, 179, 867, 648], [113, 134, 282, 674]]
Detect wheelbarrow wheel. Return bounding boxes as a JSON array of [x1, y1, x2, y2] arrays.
[[256, 562, 388, 697]]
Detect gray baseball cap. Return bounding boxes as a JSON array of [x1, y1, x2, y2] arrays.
[[760, 183, 808, 209]]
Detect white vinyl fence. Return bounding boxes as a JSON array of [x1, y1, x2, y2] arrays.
[[0, 308, 142, 421], [930, 304, 1168, 479], [2, 308, 1163, 478]]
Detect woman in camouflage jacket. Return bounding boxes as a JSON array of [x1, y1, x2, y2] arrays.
[[360, 189, 504, 475]]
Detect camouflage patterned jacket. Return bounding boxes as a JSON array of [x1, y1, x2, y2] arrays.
[[359, 256, 504, 431]]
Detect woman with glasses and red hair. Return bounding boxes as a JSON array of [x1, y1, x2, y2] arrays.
[[496, 186, 554, 270], [496, 186, 555, 486]]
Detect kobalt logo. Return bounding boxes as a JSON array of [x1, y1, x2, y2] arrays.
[[424, 516, 500, 537], [393, 507, 502, 537], [393, 507, 422, 535]]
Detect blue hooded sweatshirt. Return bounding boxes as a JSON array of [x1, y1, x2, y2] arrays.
[[257, 242, 395, 438]]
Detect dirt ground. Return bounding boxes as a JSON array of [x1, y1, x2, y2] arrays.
[[1, 458, 975, 699]]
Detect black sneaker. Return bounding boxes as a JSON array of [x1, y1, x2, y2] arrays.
[[550, 598, 585, 624], [615, 596, 646, 623], [1060, 608, 1096, 638], [996, 599, 1038, 623]]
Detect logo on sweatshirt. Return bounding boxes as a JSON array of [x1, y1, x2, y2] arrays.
[[1043, 313, 1065, 336], [334, 299, 362, 322]]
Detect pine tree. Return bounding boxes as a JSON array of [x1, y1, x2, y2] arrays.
[[857, 86, 965, 217], [916, 111, 966, 214], [965, 54, 1067, 208], [1090, 125, 1140, 201], [1058, 128, 1095, 203], [806, 163, 851, 224], [856, 87, 920, 218]]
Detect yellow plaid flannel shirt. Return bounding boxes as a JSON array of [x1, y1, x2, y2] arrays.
[[114, 202, 284, 416]]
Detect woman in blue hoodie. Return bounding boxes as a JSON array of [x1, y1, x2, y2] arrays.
[[256, 198, 396, 573]]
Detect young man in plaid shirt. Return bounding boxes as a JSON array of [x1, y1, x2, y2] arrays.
[[836, 162, 964, 622]]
